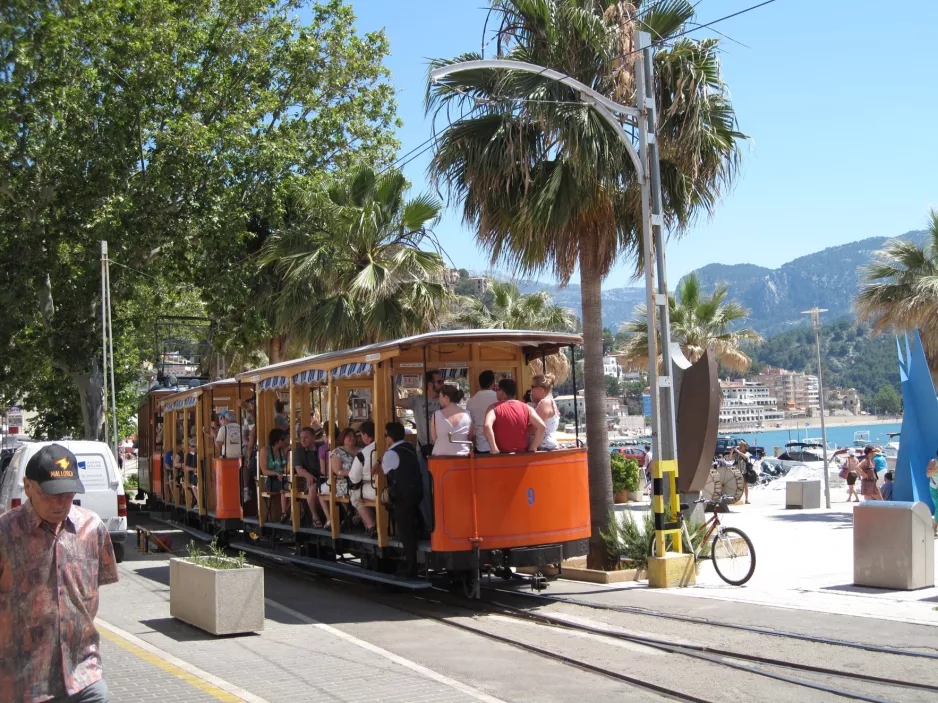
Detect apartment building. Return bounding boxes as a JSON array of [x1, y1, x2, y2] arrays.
[[754, 367, 821, 417], [719, 380, 785, 426]]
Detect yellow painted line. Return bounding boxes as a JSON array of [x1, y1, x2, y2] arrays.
[[97, 622, 266, 703]]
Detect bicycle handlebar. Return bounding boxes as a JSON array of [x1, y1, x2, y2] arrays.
[[694, 494, 734, 506]]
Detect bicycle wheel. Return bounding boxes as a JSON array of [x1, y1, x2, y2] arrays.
[[710, 527, 756, 586]]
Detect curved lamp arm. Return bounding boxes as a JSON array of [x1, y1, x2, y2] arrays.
[[429, 58, 644, 180]]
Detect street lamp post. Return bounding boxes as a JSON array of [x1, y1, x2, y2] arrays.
[[802, 307, 831, 509]]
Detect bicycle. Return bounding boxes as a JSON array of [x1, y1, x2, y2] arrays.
[[649, 495, 756, 586]]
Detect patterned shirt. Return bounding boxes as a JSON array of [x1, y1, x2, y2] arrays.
[[0, 502, 119, 702]]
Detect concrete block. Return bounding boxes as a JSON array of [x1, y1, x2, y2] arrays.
[[786, 479, 821, 509], [170, 557, 265, 635], [853, 501, 935, 590], [647, 553, 696, 588]]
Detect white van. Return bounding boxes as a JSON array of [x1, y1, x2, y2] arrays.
[[0, 441, 128, 561]]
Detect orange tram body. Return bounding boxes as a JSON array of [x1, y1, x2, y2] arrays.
[[136, 330, 590, 589]]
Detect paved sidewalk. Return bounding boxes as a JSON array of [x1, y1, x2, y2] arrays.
[[97, 548, 495, 703], [609, 487, 938, 625]]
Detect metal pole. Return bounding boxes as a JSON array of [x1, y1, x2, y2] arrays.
[[803, 307, 831, 509], [105, 245, 119, 467], [100, 242, 109, 446], [569, 346, 580, 443]]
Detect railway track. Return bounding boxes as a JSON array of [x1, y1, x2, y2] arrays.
[[163, 522, 936, 702], [485, 586, 938, 660]]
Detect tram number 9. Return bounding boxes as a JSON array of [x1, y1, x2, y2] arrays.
[[527, 488, 535, 505]]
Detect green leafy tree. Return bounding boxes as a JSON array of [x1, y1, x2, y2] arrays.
[[872, 385, 902, 416], [0, 0, 399, 436], [619, 273, 762, 372], [857, 209, 938, 375], [260, 166, 449, 351], [427, 0, 745, 567], [447, 281, 579, 332]]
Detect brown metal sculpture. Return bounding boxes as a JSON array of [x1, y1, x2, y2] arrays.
[[670, 345, 722, 494]]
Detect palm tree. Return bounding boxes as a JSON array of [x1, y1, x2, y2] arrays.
[[617, 273, 762, 372], [427, 0, 745, 567], [857, 209, 938, 372], [261, 166, 451, 351], [447, 280, 579, 331], [447, 280, 579, 382]]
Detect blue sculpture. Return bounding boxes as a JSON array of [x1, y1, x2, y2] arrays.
[[893, 330, 937, 512]]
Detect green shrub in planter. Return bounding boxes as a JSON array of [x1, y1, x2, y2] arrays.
[[611, 454, 640, 495]]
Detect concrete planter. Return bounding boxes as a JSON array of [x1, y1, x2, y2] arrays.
[[169, 557, 264, 635]]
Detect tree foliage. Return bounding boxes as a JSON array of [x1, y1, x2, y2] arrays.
[[857, 209, 938, 372], [618, 273, 761, 372], [0, 0, 399, 436], [872, 385, 902, 415], [446, 280, 579, 332], [260, 166, 450, 352]]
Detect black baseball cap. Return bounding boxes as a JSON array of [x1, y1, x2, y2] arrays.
[[25, 444, 86, 495]]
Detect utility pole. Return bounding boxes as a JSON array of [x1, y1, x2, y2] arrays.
[[802, 307, 831, 508], [101, 241, 120, 470]]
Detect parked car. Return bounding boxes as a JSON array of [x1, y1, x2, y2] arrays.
[[611, 445, 646, 464], [0, 440, 128, 562]]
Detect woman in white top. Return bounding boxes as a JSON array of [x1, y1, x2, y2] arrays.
[[431, 384, 471, 456], [529, 374, 559, 451]]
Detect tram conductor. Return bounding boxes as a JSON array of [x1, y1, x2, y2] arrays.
[[381, 422, 423, 578]]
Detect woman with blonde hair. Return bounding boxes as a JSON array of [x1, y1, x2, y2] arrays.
[[529, 374, 559, 451]]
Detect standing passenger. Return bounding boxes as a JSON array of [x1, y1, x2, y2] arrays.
[[529, 374, 560, 451], [273, 399, 290, 431], [0, 444, 119, 703], [431, 385, 471, 456], [381, 422, 423, 578], [483, 378, 546, 455], [466, 370, 498, 453]]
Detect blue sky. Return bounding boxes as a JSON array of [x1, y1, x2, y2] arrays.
[[350, 0, 938, 289]]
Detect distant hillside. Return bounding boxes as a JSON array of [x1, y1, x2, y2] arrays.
[[746, 320, 900, 405], [687, 230, 927, 335]]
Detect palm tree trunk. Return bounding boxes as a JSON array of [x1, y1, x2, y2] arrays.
[[268, 334, 286, 364], [580, 250, 614, 569]]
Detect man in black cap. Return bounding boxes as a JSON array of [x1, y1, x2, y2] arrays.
[[0, 444, 119, 702]]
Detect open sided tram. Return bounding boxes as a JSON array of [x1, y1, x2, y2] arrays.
[[138, 330, 590, 591]]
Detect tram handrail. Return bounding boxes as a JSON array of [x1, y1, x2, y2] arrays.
[[449, 436, 482, 545]]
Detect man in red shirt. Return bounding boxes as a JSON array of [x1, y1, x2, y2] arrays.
[[0, 444, 119, 703], [483, 378, 546, 454]]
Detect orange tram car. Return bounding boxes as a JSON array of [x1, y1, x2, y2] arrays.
[[136, 330, 590, 591]]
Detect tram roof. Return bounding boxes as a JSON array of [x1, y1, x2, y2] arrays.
[[158, 378, 241, 409], [234, 329, 582, 383]]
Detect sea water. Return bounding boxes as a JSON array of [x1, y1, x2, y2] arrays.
[[730, 422, 902, 453]]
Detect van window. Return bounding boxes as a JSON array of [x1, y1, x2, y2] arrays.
[[74, 453, 113, 491]]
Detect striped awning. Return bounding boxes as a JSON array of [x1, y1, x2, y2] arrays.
[[258, 376, 289, 391], [166, 396, 198, 411], [292, 369, 328, 386], [440, 367, 468, 379], [332, 363, 373, 379]]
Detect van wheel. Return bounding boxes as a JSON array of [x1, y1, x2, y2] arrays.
[[113, 543, 125, 564]]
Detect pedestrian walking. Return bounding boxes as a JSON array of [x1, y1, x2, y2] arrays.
[[0, 444, 119, 703], [834, 448, 860, 503], [858, 445, 883, 501]]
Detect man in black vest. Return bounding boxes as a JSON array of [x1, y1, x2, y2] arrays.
[[380, 421, 423, 578]]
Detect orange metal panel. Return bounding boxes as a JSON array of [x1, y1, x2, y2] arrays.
[[151, 452, 163, 498], [429, 449, 590, 552]]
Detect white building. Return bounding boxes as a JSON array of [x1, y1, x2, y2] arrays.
[[555, 392, 587, 418], [603, 355, 622, 378], [719, 380, 785, 427]]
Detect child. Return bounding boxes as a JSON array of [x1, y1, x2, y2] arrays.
[[880, 471, 894, 501]]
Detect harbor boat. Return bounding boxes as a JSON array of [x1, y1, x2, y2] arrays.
[[776, 440, 831, 471], [853, 431, 871, 449], [883, 432, 900, 472]]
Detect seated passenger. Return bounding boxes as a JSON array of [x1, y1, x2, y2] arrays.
[[431, 384, 471, 456], [294, 425, 326, 527], [319, 427, 356, 529], [466, 370, 498, 454], [529, 374, 559, 451], [483, 378, 546, 455], [259, 427, 291, 522], [172, 440, 185, 491], [349, 420, 377, 534]]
